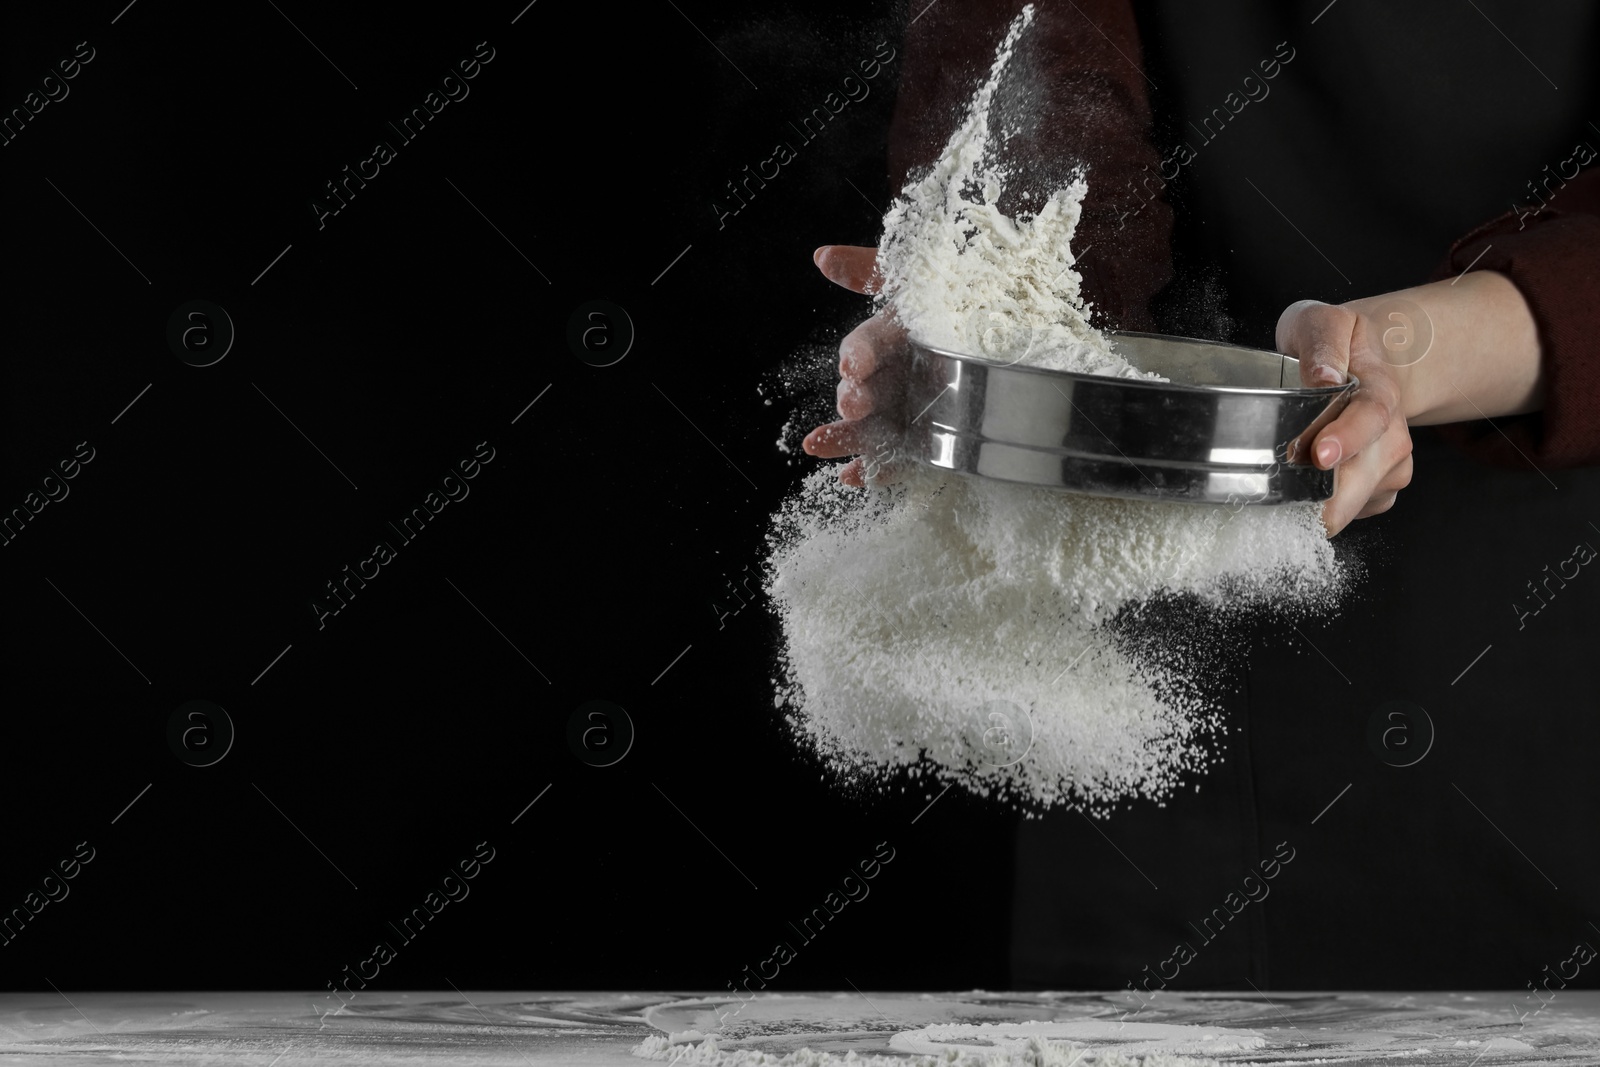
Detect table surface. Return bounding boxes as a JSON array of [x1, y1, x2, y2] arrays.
[[0, 989, 1595, 1065]]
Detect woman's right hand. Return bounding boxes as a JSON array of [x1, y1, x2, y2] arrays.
[[801, 245, 913, 487]]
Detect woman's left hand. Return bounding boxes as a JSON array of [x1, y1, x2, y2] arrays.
[[1276, 299, 1414, 537]]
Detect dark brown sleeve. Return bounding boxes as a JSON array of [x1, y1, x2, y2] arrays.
[[886, 0, 1172, 331], [1429, 165, 1600, 469]]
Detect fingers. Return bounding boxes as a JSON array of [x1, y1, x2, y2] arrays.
[[839, 313, 905, 379], [1350, 452, 1413, 519], [838, 454, 911, 488], [1354, 491, 1399, 520], [803, 305, 913, 484], [1322, 449, 1379, 537], [1278, 300, 1358, 388], [1320, 417, 1413, 536], [838, 456, 868, 487], [1378, 451, 1414, 495], [1279, 301, 1360, 464], [1276, 299, 1323, 353], [805, 410, 909, 488], [814, 245, 883, 295], [1311, 404, 1366, 471], [837, 376, 883, 421], [831, 315, 910, 423], [1278, 297, 1419, 534], [802, 413, 900, 459], [1310, 372, 1402, 472], [807, 245, 904, 487]]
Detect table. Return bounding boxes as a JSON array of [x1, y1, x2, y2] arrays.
[[1, 989, 1596, 1064]]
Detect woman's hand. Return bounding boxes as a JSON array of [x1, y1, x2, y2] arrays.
[[1277, 271, 1543, 537], [1276, 300, 1415, 536], [801, 245, 913, 486]]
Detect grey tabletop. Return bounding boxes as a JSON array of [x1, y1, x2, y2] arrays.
[[0, 989, 1594, 1065]]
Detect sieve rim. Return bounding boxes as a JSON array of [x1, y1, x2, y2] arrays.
[[909, 331, 1359, 397]]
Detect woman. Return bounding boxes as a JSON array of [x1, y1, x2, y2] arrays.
[[803, 0, 1600, 988]]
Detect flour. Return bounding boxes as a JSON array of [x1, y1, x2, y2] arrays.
[[873, 4, 1153, 379], [764, 5, 1344, 812], [766, 468, 1338, 811], [893, 1021, 1264, 1058], [634, 995, 1265, 1067], [634, 1033, 1222, 1067]]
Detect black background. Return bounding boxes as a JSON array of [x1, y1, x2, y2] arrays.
[[0, 0, 1023, 993]]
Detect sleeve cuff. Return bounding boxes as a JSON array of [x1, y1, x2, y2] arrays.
[[1429, 206, 1600, 469]]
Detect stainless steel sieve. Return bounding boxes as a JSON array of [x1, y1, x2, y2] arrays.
[[902, 331, 1357, 505]]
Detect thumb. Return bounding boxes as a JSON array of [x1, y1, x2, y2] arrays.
[[1276, 299, 1355, 388], [814, 245, 883, 295]]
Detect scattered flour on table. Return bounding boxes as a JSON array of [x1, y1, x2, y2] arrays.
[[893, 1021, 1264, 1058], [763, 4, 1345, 812], [634, 1033, 1224, 1067], [634, 996, 1267, 1067]]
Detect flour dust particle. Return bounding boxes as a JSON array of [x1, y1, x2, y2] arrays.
[[763, 4, 1346, 813]]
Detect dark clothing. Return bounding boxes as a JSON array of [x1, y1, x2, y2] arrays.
[[889, 0, 1600, 987], [1435, 180, 1600, 467]]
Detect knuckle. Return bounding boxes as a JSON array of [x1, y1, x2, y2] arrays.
[[1350, 396, 1388, 438], [1380, 378, 1405, 413], [1363, 388, 1404, 434], [838, 341, 863, 378], [1316, 303, 1360, 333], [1306, 303, 1357, 336]]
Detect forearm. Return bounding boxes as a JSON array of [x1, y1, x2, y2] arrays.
[[1344, 271, 1543, 426]]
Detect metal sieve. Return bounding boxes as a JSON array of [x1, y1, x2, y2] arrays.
[[903, 331, 1357, 505]]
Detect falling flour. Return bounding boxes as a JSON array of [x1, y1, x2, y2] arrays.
[[874, 5, 1153, 378], [764, 5, 1344, 812]]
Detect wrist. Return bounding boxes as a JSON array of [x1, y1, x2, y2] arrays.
[[1340, 272, 1542, 425]]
